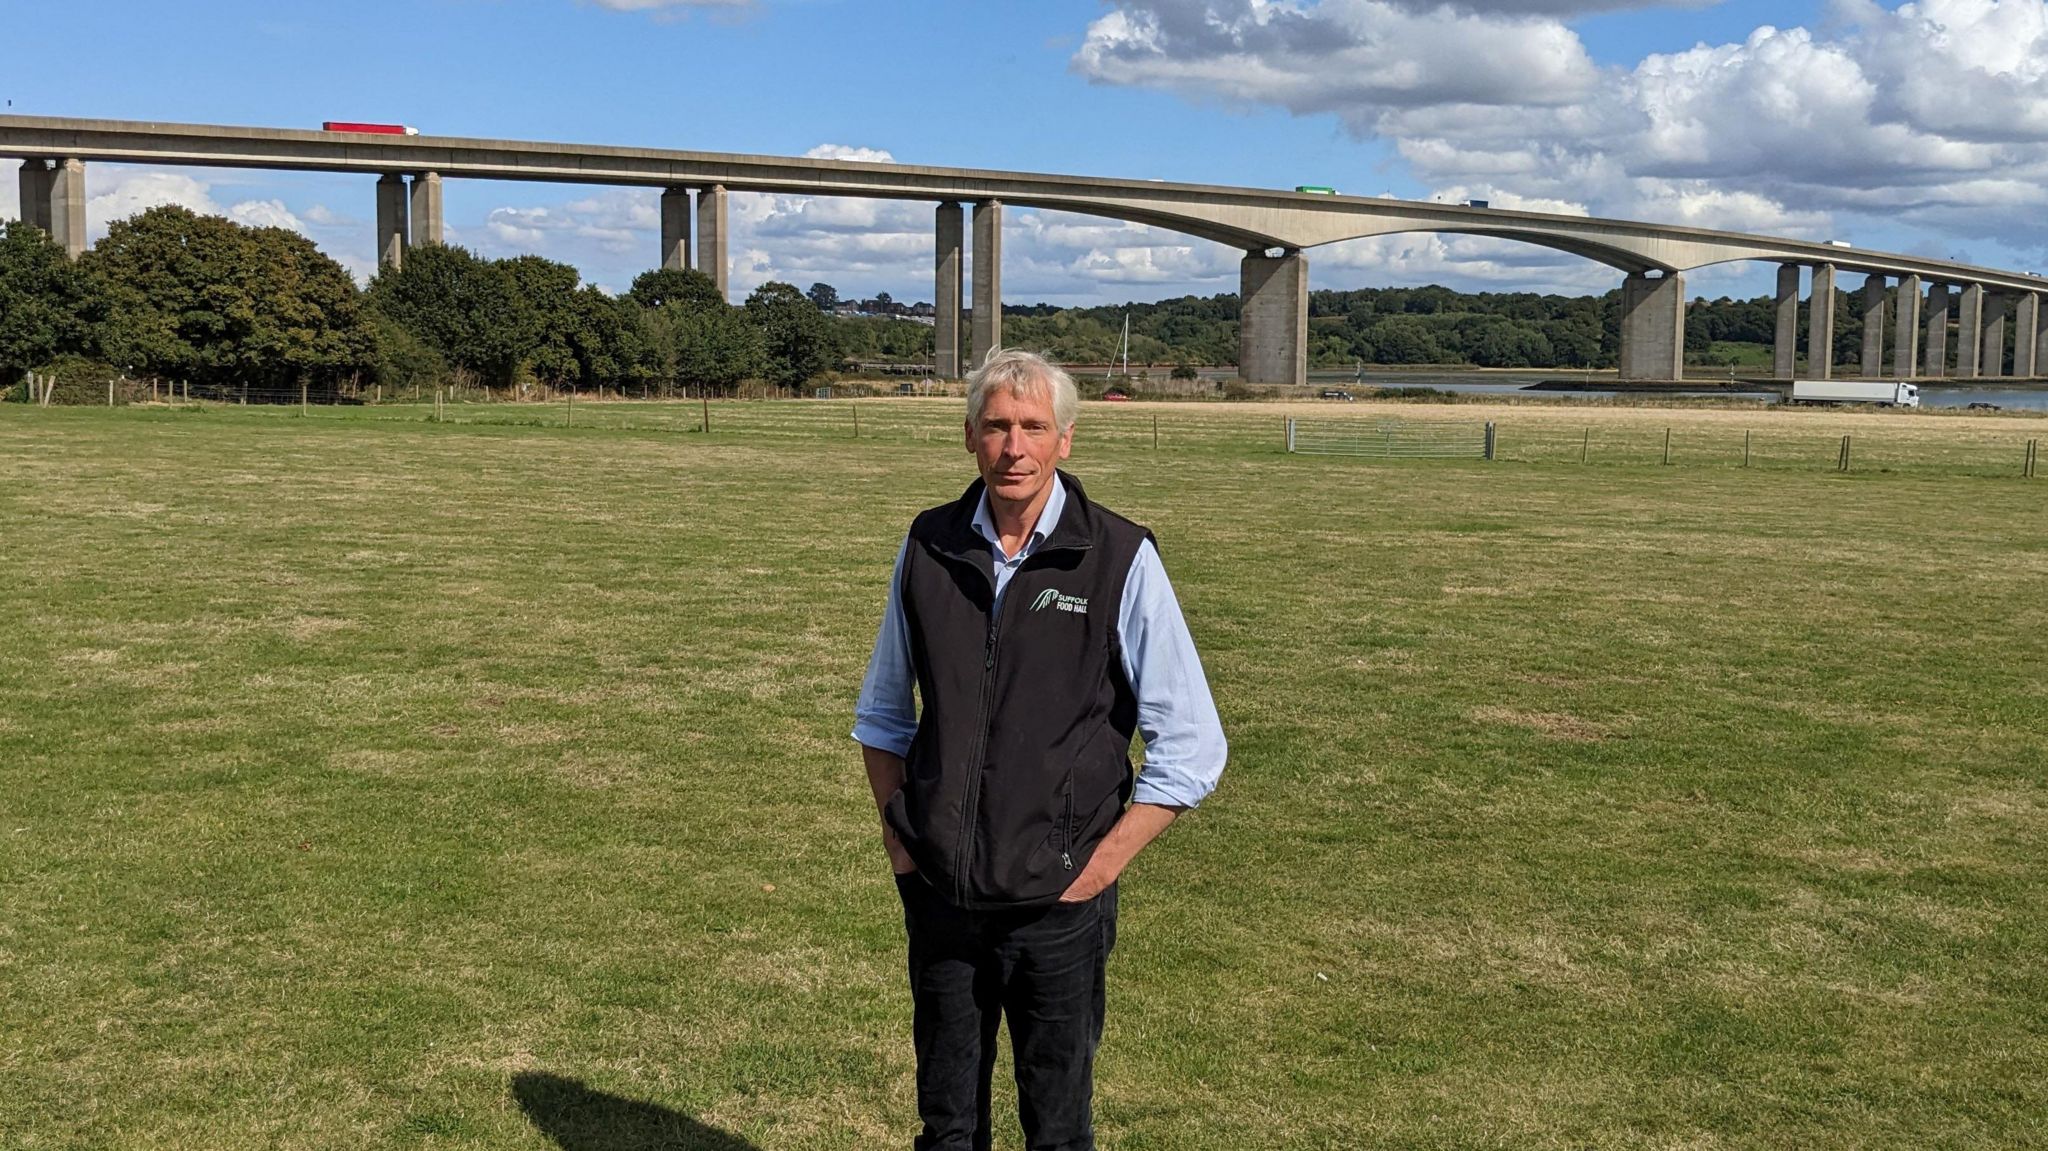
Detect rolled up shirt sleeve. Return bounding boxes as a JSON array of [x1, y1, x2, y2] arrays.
[[1119, 539, 1228, 808], [851, 536, 919, 758]]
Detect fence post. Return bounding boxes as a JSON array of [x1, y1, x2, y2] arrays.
[[1744, 430, 1752, 468], [702, 392, 711, 434], [852, 403, 860, 439], [1662, 427, 1671, 466], [1285, 417, 1296, 453], [2026, 439, 2038, 478], [1484, 422, 1497, 461], [1581, 426, 1589, 464], [300, 379, 309, 416], [1152, 413, 1159, 450], [1838, 434, 1852, 472], [108, 378, 114, 407]]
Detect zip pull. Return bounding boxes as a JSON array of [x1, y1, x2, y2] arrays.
[[985, 623, 997, 669], [1061, 851, 1074, 870]]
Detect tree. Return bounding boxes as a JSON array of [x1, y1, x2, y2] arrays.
[[0, 222, 104, 388], [1469, 320, 1554, 368], [745, 280, 833, 389], [1364, 316, 1445, 364], [627, 267, 724, 313], [368, 244, 538, 388], [668, 305, 764, 392], [86, 205, 373, 398], [372, 313, 448, 394], [570, 288, 650, 391], [500, 255, 585, 387], [807, 282, 840, 311]]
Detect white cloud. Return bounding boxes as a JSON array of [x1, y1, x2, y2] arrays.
[[68, 166, 380, 282], [1073, 1, 1601, 115], [478, 189, 658, 257], [228, 199, 303, 231], [804, 144, 898, 164], [1076, 0, 2048, 272], [301, 204, 354, 227], [87, 169, 223, 233]]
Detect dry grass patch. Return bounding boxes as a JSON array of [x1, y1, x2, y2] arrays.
[[1470, 704, 1618, 741]]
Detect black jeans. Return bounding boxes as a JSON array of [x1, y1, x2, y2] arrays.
[[896, 872, 1118, 1151]]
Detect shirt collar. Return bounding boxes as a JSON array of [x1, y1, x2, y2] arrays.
[[970, 472, 1067, 559]]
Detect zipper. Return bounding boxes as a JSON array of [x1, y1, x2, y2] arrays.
[[946, 528, 1097, 905], [948, 536, 1092, 906], [1059, 775, 1075, 870], [953, 616, 1001, 905]]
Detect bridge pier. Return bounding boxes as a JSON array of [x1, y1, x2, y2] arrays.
[[971, 199, 1002, 366], [17, 159, 86, 258], [1808, 264, 1837, 379], [409, 172, 442, 248], [1238, 249, 1307, 387], [47, 159, 84, 258], [934, 202, 963, 378], [1982, 294, 2007, 378], [1772, 264, 1800, 379], [659, 188, 691, 271], [1618, 270, 1684, 381], [376, 173, 408, 271], [1924, 282, 1950, 376], [1860, 275, 1885, 375], [1892, 274, 1920, 378], [17, 159, 52, 233], [1957, 284, 1984, 377], [2015, 295, 2038, 378], [2035, 298, 2048, 378], [697, 184, 728, 299]]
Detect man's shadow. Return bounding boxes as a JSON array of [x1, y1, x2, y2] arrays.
[[512, 1071, 760, 1151]]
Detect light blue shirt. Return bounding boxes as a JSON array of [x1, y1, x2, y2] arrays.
[[853, 475, 1227, 808]]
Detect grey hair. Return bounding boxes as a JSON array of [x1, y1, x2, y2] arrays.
[[965, 348, 1079, 432]]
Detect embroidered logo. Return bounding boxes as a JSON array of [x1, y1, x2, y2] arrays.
[[1030, 588, 1089, 615]]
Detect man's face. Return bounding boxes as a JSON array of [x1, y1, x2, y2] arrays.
[[966, 384, 1073, 508]]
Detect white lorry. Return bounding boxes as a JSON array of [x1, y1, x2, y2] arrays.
[[1790, 380, 1921, 408]]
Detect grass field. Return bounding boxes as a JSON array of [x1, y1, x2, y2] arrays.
[[2, 398, 2044, 1149]]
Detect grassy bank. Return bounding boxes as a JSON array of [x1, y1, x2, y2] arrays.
[[2, 402, 2043, 1149]]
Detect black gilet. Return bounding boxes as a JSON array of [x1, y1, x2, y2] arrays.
[[881, 471, 1154, 909]]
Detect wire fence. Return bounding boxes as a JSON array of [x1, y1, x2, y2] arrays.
[[1286, 418, 1494, 459], [1490, 421, 2044, 477], [7, 384, 2044, 479]]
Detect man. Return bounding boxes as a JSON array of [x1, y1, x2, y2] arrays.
[[853, 348, 1227, 1151]]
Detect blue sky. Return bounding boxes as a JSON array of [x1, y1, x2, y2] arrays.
[[7, 0, 2048, 306]]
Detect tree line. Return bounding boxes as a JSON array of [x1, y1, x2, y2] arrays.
[[5, 202, 1917, 399], [0, 206, 837, 401], [992, 285, 1897, 372]]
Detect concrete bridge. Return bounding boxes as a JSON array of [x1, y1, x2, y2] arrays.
[[6, 114, 2047, 384]]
